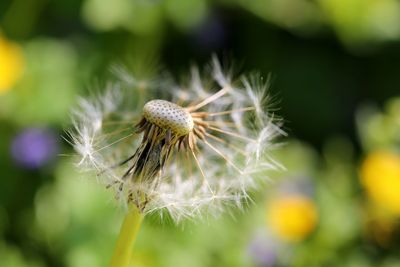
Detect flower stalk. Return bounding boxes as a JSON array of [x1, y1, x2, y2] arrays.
[[109, 204, 143, 267]]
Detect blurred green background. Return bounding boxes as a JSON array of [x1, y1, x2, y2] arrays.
[[1, 0, 400, 266]]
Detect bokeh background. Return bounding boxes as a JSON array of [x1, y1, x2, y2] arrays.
[[1, 0, 400, 266]]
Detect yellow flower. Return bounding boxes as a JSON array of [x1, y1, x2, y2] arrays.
[[267, 194, 318, 242], [0, 34, 24, 93], [360, 151, 400, 215]]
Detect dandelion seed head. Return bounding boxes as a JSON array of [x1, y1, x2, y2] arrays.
[[68, 56, 284, 222]]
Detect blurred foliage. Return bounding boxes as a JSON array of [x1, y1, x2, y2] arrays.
[[1, 0, 400, 267]]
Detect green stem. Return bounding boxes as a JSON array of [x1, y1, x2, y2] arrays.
[[109, 205, 144, 267]]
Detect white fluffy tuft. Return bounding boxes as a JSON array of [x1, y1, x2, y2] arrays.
[[68, 57, 284, 222]]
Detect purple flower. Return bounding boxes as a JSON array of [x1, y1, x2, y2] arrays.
[[248, 231, 278, 267], [11, 128, 59, 169]]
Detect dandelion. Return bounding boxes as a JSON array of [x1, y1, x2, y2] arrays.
[[0, 33, 24, 93], [267, 194, 318, 242], [360, 150, 400, 215], [360, 151, 400, 246], [68, 56, 284, 267]]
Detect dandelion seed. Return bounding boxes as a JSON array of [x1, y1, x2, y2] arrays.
[[68, 57, 284, 222]]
